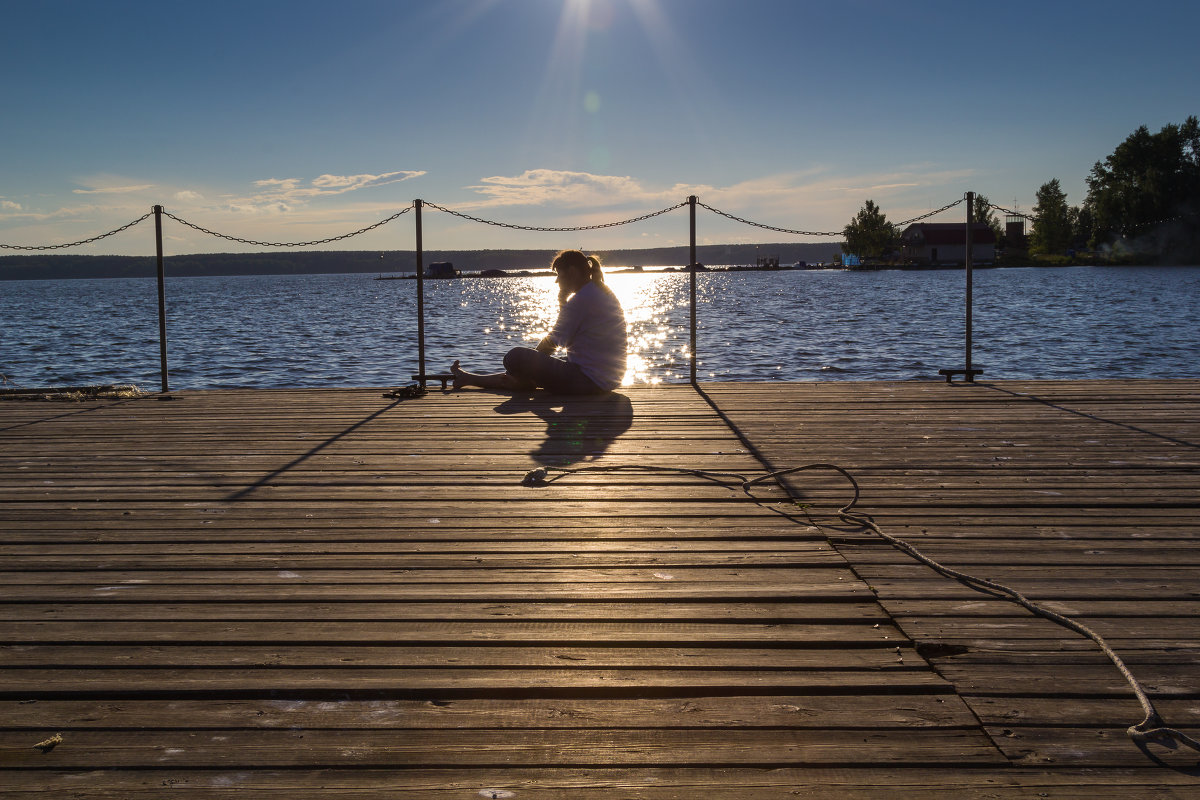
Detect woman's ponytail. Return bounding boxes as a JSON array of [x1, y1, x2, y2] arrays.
[[586, 255, 605, 284]]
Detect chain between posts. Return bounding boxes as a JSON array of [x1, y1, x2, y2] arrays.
[[990, 202, 1198, 233], [696, 201, 840, 236], [987, 202, 1037, 222], [892, 197, 966, 228], [3, 197, 980, 252], [697, 197, 966, 237], [421, 200, 689, 231], [160, 206, 414, 248], [0, 212, 153, 250]]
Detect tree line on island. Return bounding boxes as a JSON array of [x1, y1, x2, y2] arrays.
[[843, 116, 1200, 265]]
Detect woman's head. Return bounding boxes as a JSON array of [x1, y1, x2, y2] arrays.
[[552, 249, 604, 293]]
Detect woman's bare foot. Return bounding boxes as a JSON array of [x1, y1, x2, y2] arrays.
[[449, 360, 532, 392]]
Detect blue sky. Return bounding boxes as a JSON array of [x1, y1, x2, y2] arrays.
[[2, 0, 1197, 257]]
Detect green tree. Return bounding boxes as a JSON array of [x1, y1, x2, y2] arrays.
[[1085, 116, 1200, 261], [1030, 179, 1072, 255], [842, 199, 897, 259], [1067, 205, 1094, 251], [971, 194, 1003, 242]]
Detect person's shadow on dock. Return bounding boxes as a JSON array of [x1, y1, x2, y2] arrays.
[[494, 392, 633, 467]]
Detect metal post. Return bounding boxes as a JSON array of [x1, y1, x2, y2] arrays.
[[688, 195, 697, 385], [964, 191, 974, 381], [414, 199, 426, 385], [153, 205, 169, 393], [937, 191, 983, 383]]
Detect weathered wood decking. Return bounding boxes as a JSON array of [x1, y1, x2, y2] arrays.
[[1, 380, 1198, 797]]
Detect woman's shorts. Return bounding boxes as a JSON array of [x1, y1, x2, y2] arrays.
[[503, 347, 604, 394]]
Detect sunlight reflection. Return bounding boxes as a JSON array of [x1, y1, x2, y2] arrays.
[[478, 270, 690, 386], [607, 273, 666, 385]]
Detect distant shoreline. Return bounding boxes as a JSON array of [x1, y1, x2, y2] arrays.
[[373, 263, 841, 280], [2, 246, 1178, 281], [0, 243, 842, 281]]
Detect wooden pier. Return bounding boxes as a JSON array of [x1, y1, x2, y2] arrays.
[[1, 380, 1198, 797]]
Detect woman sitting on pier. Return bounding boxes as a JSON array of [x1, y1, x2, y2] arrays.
[[451, 250, 627, 394]]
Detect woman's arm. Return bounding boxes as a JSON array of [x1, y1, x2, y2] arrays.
[[535, 335, 556, 354]]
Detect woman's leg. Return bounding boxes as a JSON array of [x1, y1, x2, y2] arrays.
[[450, 359, 533, 391], [504, 348, 603, 394]]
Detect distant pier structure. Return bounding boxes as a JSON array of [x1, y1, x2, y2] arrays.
[[1005, 214, 1027, 250]]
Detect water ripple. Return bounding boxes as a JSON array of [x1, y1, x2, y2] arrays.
[[1, 266, 1198, 389]]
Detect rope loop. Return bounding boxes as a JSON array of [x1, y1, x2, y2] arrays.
[[160, 205, 413, 248], [0, 212, 153, 251], [525, 459, 1200, 758], [421, 200, 688, 232]]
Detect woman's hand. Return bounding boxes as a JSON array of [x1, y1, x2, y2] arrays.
[[535, 335, 556, 354]]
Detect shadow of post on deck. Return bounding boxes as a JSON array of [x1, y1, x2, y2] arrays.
[[225, 397, 405, 501]]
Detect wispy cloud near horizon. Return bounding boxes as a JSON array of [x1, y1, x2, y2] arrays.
[[216, 171, 425, 214], [454, 166, 973, 234], [72, 184, 155, 195], [467, 170, 666, 208]]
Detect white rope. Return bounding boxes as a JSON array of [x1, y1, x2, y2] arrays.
[[526, 462, 1200, 756]]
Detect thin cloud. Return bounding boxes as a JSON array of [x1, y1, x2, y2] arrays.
[[1, 200, 21, 211], [72, 184, 155, 195], [0, 203, 106, 221], [466, 169, 689, 208], [826, 182, 922, 193], [229, 171, 425, 213], [465, 166, 979, 238]]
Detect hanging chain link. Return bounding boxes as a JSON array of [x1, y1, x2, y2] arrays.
[[987, 201, 1037, 222], [4, 195, 984, 253], [698, 196, 965, 237], [161, 206, 413, 248], [0, 212, 153, 251], [695, 201, 841, 236], [421, 200, 688, 232], [892, 197, 966, 227], [988, 202, 1198, 234]]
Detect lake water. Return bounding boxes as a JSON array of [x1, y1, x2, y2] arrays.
[[2, 265, 1198, 390]]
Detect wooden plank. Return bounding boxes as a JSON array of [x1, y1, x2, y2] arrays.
[[0, 667, 949, 695], [0, 567, 857, 586], [0, 694, 981, 729], [0, 620, 904, 645], [2, 767, 1198, 799], [0, 644, 915, 669], [0, 581, 869, 602], [0, 600, 886, 622], [0, 728, 1003, 768]]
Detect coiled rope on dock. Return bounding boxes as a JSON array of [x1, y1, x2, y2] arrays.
[[522, 461, 1200, 758], [0, 383, 145, 402]]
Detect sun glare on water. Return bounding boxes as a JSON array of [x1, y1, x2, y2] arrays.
[[485, 270, 688, 387], [605, 272, 683, 386]]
